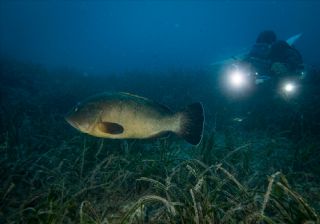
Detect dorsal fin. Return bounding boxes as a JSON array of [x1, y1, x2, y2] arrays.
[[119, 92, 150, 101], [119, 92, 172, 113]]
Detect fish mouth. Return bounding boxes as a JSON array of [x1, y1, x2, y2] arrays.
[[65, 116, 80, 130]]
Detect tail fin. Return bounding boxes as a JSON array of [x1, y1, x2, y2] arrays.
[[177, 103, 204, 145]]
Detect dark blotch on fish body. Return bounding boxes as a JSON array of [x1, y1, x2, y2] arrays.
[[65, 92, 204, 145]]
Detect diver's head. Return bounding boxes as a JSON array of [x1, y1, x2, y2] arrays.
[[256, 30, 277, 44]]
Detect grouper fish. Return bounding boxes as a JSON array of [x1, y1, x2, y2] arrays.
[[65, 92, 204, 145]]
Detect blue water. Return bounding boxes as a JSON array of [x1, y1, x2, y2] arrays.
[[1, 1, 319, 73]]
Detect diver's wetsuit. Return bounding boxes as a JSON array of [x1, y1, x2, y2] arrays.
[[245, 42, 273, 76], [269, 40, 304, 73], [243, 31, 304, 78]]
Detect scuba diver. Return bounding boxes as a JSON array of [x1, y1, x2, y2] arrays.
[[218, 30, 307, 98], [220, 31, 305, 132], [243, 30, 304, 84], [217, 30, 320, 135]]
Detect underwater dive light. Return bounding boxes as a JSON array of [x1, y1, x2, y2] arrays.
[[281, 81, 298, 96], [284, 83, 294, 92], [228, 69, 249, 90]]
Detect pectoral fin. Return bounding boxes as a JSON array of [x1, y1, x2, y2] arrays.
[[98, 122, 124, 134]]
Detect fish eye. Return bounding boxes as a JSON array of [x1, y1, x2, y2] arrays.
[[74, 102, 82, 112]]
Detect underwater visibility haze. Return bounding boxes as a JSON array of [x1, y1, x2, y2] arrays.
[[1, 1, 320, 223]]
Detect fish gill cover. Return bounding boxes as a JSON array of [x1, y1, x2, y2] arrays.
[[0, 1, 320, 223]]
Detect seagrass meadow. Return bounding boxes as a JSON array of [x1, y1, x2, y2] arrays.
[[1, 58, 320, 223]]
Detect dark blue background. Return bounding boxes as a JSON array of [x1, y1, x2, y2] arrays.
[[1, 1, 319, 73]]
